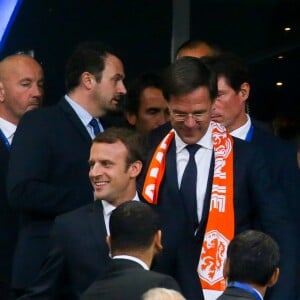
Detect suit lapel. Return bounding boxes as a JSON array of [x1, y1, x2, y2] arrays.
[[88, 200, 108, 251], [165, 139, 180, 193], [58, 98, 92, 143]]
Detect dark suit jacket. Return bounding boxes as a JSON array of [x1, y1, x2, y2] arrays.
[[19, 201, 111, 300], [139, 124, 297, 300], [217, 287, 258, 300], [7, 98, 96, 290], [0, 135, 19, 299], [81, 259, 181, 300]]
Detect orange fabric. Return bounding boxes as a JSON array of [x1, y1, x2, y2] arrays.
[[142, 129, 175, 204], [198, 122, 234, 293], [142, 122, 234, 295]]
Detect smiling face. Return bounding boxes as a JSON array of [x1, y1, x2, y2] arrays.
[[88, 140, 140, 206], [169, 86, 212, 144]]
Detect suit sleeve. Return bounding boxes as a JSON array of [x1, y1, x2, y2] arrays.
[[18, 219, 68, 299], [7, 110, 93, 217]]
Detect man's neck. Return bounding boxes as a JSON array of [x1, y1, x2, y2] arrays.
[[227, 113, 248, 133]]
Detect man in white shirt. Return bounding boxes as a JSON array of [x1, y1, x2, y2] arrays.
[[0, 54, 44, 299], [19, 127, 146, 300]]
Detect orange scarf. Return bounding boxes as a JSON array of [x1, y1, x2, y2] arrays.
[[142, 122, 234, 296]]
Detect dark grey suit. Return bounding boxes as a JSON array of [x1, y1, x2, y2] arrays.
[[19, 201, 111, 300], [81, 259, 181, 300]]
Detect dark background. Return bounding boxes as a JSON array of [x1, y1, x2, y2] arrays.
[[1, 0, 299, 125]]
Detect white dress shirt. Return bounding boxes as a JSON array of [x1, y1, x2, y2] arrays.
[[112, 255, 149, 270], [175, 123, 213, 222], [230, 114, 251, 140], [65, 95, 103, 138], [0, 116, 17, 144], [101, 192, 140, 234]]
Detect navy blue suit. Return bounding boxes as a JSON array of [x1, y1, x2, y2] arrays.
[[139, 124, 297, 300], [19, 201, 111, 300], [7, 98, 96, 290], [0, 134, 19, 299]]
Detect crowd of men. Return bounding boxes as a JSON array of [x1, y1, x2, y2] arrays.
[[0, 39, 299, 300]]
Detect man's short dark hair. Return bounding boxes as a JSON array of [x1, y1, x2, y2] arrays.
[[125, 72, 163, 115], [65, 41, 120, 92], [162, 56, 217, 101], [227, 230, 280, 286], [201, 54, 250, 93], [93, 127, 145, 168], [109, 201, 160, 252]]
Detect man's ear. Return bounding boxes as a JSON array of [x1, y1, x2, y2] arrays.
[[0, 82, 5, 102], [238, 82, 250, 102], [106, 235, 111, 250], [125, 112, 137, 126], [129, 160, 143, 178], [81, 72, 95, 90], [153, 230, 163, 254], [267, 267, 280, 288], [223, 258, 230, 279]]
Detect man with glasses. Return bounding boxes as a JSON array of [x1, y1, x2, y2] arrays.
[[139, 57, 296, 300]]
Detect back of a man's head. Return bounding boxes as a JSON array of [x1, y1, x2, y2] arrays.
[[142, 288, 186, 300], [201, 53, 250, 93], [226, 230, 280, 286], [109, 201, 159, 253]]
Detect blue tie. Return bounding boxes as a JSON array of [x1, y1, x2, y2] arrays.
[[180, 144, 201, 225], [89, 118, 101, 136]]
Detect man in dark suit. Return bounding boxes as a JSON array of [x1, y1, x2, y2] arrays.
[[19, 127, 145, 299], [217, 230, 280, 300], [7, 42, 127, 295], [139, 57, 297, 300], [81, 201, 180, 300], [0, 54, 44, 299], [204, 54, 300, 299]]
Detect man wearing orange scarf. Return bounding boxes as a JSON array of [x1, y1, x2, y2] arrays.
[[139, 57, 297, 300]]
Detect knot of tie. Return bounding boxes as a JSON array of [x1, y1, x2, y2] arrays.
[[186, 144, 201, 156], [89, 118, 101, 136]]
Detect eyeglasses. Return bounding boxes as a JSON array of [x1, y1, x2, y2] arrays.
[[170, 110, 209, 122]]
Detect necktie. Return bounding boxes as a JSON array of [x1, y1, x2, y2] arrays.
[[89, 118, 101, 136], [180, 144, 201, 225]]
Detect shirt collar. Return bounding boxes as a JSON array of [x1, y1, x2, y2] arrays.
[[174, 122, 214, 154], [0, 117, 17, 142], [112, 255, 149, 270], [101, 192, 140, 218], [230, 114, 252, 140], [65, 94, 93, 127]]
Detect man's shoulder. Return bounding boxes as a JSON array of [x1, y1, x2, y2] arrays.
[[55, 202, 100, 226], [147, 122, 172, 148]]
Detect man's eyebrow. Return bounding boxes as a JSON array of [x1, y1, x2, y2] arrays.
[[112, 73, 125, 80]]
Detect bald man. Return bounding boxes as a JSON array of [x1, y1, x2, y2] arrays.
[[176, 39, 220, 59], [0, 54, 44, 299]]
